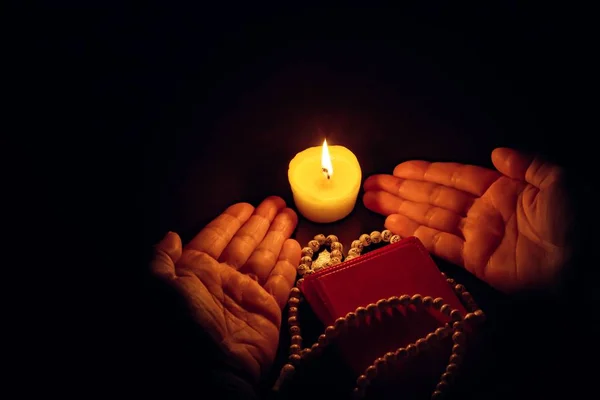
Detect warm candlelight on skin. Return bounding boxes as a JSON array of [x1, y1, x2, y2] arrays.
[[288, 139, 362, 223]]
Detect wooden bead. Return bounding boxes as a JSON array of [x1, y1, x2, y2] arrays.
[[384, 351, 396, 363], [289, 344, 301, 354], [288, 316, 298, 326], [431, 390, 443, 400], [411, 294, 423, 306], [406, 344, 418, 356], [317, 334, 328, 346], [325, 326, 337, 339], [395, 348, 408, 364], [288, 305, 298, 315], [297, 264, 309, 275], [449, 354, 462, 364], [308, 240, 320, 252], [453, 321, 464, 332], [365, 365, 378, 380], [346, 312, 357, 325], [288, 297, 300, 307], [436, 381, 449, 392], [454, 284, 466, 293], [450, 309, 462, 321], [433, 297, 444, 309], [452, 331, 466, 345], [416, 338, 428, 351], [313, 234, 327, 245], [446, 363, 459, 373], [289, 353, 301, 365], [295, 278, 304, 287], [326, 234, 339, 245], [370, 231, 382, 244], [390, 234, 401, 243], [446, 278, 456, 286], [452, 344, 464, 355], [348, 247, 361, 257], [291, 335, 302, 345], [356, 307, 368, 320], [366, 303, 378, 315], [381, 229, 392, 242], [301, 247, 314, 257], [280, 363, 295, 378], [290, 326, 301, 335], [440, 304, 452, 316], [356, 374, 369, 389], [435, 326, 448, 338], [376, 299, 388, 311], [351, 240, 364, 250], [331, 241, 343, 252], [464, 312, 477, 323], [399, 295, 411, 306], [359, 233, 372, 246], [388, 296, 401, 307], [426, 332, 439, 344], [331, 249, 342, 259], [373, 357, 388, 374], [423, 296, 433, 307], [335, 317, 346, 329], [300, 348, 312, 359], [290, 287, 301, 297], [441, 372, 453, 383], [300, 256, 312, 267]]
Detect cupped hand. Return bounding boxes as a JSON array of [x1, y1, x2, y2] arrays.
[[363, 148, 572, 293], [151, 196, 301, 382]]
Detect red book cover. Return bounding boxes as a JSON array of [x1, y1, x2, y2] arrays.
[[299, 236, 466, 373]]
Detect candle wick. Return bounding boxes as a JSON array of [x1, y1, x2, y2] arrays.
[[322, 167, 331, 180]]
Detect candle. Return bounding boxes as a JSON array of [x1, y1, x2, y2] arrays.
[[288, 139, 362, 223]]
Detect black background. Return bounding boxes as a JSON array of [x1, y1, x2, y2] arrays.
[[24, 2, 597, 399]]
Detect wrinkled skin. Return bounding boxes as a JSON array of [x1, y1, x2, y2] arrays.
[[151, 196, 300, 382], [363, 147, 572, 293]]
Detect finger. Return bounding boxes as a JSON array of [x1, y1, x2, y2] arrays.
[[241, 208, 298, 284], [264, 239, 301, 309], [364, 191, 464, 236], [393, 160, 500, 197], [151, 231, 182, 279], [364, 174, 475, 215], [219, 196, 286, 269], [491, 147, 563, 189], [185, 202, 255, 259], [385, 214, 465, 268]]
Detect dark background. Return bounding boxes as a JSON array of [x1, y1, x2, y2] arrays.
[[27, 2, 596, 399]]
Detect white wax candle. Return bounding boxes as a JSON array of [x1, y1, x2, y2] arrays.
[[288, 140, 362, 223]]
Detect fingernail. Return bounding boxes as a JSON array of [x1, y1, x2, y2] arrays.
[[386, 214, 399, 224]]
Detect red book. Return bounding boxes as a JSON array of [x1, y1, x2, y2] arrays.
[[299, 236, 466, 374]]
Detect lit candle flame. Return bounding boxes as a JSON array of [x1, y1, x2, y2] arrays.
[[321, 139, 333, 179]]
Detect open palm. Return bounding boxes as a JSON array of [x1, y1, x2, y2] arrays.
[[363, 148, 572, 293], [151, 197, 300, 382]]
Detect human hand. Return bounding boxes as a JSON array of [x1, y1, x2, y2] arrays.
[[363, 148, 572, 293], [151, 197, 300, 382]]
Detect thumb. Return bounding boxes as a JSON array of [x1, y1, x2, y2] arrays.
[[491, 147, 562, 189], [151, 231, 183, 279]]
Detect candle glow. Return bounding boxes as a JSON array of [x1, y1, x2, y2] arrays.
[[321, 139, 333, 179]]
